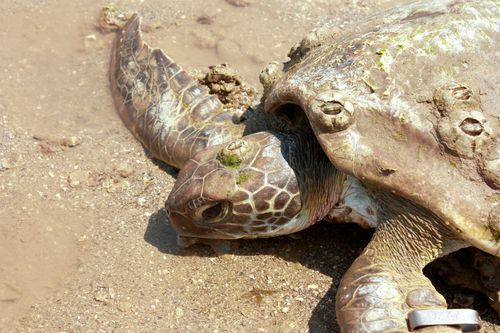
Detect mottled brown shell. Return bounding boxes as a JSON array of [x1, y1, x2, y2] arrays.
[[265, 0, 499, 255]]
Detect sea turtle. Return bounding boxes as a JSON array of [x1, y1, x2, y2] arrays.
[[110, 1, 499, 332], [260, 1, 499, 332]]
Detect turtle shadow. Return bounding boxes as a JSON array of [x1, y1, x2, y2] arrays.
[[144, 208, 372, 332], [144, 209, 500, 332], [143, 208, 179, 254], [143, 148, 179, 177]]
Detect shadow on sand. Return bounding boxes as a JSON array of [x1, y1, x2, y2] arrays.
[[144, 208, 499, 332]]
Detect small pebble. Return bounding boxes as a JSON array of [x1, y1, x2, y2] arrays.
[[94, 289, 108, 303], [196, 15, 214, 25], [84, 35, 97, 48], [85, 34, 97, 41], [108, 287, 116, 299], [68, 170, 91, 188], [61, 136, 82, 147], [117, 301, 133, 312], [115, 162, 134, 178], [225, 0, 250, 7], [175, 307, 184, 319]]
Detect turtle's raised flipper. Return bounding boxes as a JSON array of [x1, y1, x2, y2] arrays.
[[110, 15, 245, 169], [337, 194, 466, 333]]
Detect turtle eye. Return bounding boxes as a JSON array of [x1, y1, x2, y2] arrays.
[[199, 201, 230, 224]]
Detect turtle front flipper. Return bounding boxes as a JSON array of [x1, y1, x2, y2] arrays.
[[110, 15, 246, 169], [336, 193, 469, 333]]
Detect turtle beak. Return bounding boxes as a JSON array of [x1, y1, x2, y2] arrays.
[[167, 208, 243, 241], [176, 234, 233, 254]]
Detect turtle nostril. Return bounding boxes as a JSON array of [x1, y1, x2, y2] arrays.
[[202, 203, 224, 220]]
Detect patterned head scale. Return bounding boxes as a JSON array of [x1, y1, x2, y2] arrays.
[[166, 132, 310, 239]]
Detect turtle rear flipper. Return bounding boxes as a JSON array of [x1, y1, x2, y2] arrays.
[[110, 15, 246, 169]]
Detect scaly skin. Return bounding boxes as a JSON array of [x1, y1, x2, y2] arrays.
[[110, 15, 246, 169], [337, 193, 464, 333]]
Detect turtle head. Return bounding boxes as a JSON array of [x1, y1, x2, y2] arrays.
[[166, 132, 319, 240]]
